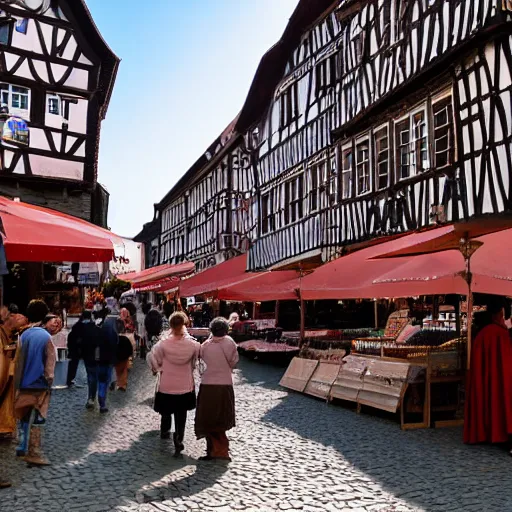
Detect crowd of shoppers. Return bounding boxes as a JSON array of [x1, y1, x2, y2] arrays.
[[0, 298, 240, 489]]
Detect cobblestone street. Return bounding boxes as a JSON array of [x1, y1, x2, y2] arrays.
[[1, 358, 511, 512]]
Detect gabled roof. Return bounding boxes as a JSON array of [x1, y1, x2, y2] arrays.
[[156, 114, 241, 209], [67, 0, 120, 118], [235, 0, 338, 133], [152, 0, 339, 212]]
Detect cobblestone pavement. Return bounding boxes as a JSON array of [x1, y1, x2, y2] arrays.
[[1, 358, 511, 512]]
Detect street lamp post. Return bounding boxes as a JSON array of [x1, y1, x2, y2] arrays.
[[458, 234, 484, 370]]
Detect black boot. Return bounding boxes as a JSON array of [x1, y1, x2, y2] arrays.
[[160, 416, 171, 439], [173, 432, 184, 457]]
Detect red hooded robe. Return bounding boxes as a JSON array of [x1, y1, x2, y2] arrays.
[[464, 321, 512, 444]]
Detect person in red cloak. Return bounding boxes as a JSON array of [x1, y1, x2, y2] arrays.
[[464, 297, 512, 452]]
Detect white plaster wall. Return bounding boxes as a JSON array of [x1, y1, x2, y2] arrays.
[[29, 154, 84, 180]]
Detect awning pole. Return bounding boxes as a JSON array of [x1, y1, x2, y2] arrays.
[[466, 286, 473, 371], [459, 234, 483, 371], [275, 300, 280, 326], [299, 298, 305, 348], [374, 299, 378, 330]]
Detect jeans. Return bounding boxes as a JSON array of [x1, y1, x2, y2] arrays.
[[85, 364, 111, 408]]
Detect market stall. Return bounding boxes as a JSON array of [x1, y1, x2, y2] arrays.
[[0, 197, 123, 394]]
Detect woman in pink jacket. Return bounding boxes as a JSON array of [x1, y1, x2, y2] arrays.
[[195, 317, 239, 461], [149, 311, 199, 456]]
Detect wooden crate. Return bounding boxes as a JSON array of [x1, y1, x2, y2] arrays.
[[280, 357, 319, 392], [330, 355, 368, 402], [358, 359, 411, 413], [304, 362, 341, 399]]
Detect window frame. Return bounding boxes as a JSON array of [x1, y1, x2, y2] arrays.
[[374, 123, 390, 191], [0, 18, 14, 46], [432, 91, 454, 169], [315, 55, 337, 98], [355, 134, 371, 196], [0, 83, 30, 118], [283, 174, 304, 225], [411, 104, 429, 175], [394, 103, 429, 181], [308, 162, 324, 213], [261, 192, 274, 235], [279, 82, 299, 129], [394, 113, 411, 181], [47, 94, 61, 116], [339, 142, 354, 200]]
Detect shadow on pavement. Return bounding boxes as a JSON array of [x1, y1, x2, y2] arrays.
[[0, 360, 229, 511], [259, 369, 512, 512]]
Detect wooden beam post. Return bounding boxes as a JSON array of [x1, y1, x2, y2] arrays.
[[275, 300, 280, 326]]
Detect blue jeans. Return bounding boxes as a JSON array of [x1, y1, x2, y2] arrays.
[[85, 364, 111, 408]]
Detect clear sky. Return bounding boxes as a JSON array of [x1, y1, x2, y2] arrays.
[[85, 0, 299, 238]]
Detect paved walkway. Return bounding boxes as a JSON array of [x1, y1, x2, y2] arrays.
[[1, 358, 511, 512]]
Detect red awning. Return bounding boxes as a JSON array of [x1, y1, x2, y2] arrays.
[[123, 262, 195, 290], [372, 228, 512, 297], [180, 254, 253, 298], [300, 237, 468, 300], [372, 218, 512, 259], [0, 196, 120, 262], [217, 271, 300, 301]]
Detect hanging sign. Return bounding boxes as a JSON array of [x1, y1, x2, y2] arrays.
[[1, 116, 29, 145]]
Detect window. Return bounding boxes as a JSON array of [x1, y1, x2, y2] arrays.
[[315, 56, 336, 97], [283, 175, 304, 225], [11, 86, 29, 110], [356, 138, 370, 195], [413, 110, 428, 173], [48, 95, 60, 115], [381, 0, 391, 47], [261, 193, 274, 235], [279, 83, 299, 128], [0, 17, 13, 45], [391, 0, 407, 43], [340, 146, 353, 200], [374, 125, 390, 190], [433, 95, 454, 168], [395, 107, 428, 180], [308, 164, 322, 212], [0, 83, 30, 117], [395, 118, 410, 179], [353, 32, 365, 64]]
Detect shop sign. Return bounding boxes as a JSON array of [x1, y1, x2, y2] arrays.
[[78, 272, 100, 285]]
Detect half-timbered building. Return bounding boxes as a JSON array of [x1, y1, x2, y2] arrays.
[[240, 0, 512, 270], [0, 0, 118, 226], [142, 0, 512, 276], [156, 119, 256, 271]]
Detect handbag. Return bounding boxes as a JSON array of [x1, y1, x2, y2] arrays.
[[152, 370, 161, 408]]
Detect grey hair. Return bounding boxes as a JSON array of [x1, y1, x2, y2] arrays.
[[210, 317, 230, 337]]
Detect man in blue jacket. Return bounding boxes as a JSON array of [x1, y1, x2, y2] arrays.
[[14, 300, 55, 466]]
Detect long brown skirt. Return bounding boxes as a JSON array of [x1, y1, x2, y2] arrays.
[[195, 384, 235, 440]]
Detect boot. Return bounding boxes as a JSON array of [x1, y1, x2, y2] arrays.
[[15, 421, 30, 457], [23, 428, 50, 466], [173, 432, 184, 457]]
